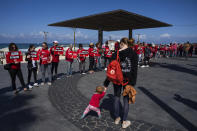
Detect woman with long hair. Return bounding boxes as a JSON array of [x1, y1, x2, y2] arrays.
[[25, 44, 38, 89], [104, 37, 138, 129], [39, 42, 52, 85], [6, 43, 27, 94]]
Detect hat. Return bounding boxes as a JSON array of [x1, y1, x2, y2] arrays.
[[53, 40, 59, 43], [90, 43, 94, 45]]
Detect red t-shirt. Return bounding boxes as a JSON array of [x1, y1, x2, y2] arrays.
[[89, 92, 106, 107], [65, 48, 74, 62], [50, 46, 60, 63], [104, 46, 112, 57], [77, 48, 86, 61], [114, 42, 119, 51], [95, 47, 102, 57], [136, 46, 144, 54], [88, 47, 94, 57], [6, 51, 22, 69], [38, 48, 51, 64]]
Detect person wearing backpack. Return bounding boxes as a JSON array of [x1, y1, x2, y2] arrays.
[[103, 37, 138, 129]]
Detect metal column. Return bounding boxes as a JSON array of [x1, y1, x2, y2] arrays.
[[129, 29, 133, 40], [98, 29, 103, 44]]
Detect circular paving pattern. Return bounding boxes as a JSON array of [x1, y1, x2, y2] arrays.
[[49, 74, 180, 131]]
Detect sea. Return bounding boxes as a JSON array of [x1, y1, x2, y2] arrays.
[[0, 43, 90, 52]]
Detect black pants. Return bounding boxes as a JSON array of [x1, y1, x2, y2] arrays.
[[144, 57, 150, 66], [104, 57, 111, 68], [51, 62, 59, 76], [89, 57, 94, 71], [113, 84, 129, 121], [27, 68, 37, 84], [8, 69, 26, 90]]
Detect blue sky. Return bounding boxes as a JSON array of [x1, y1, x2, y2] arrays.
[[0, 0, 197, 44]]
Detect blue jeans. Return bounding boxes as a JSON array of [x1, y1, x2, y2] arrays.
[[94, 56, 102, 69], [40, 64, 52, 82], [66, 61, 73, 75], [113, 84, 129, 121], [98, 56, 102, 69]]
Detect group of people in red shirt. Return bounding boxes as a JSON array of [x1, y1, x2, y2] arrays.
[[6, 40, 193, 94], [129, 42, 195, 67], [5, 41, 115, 94]]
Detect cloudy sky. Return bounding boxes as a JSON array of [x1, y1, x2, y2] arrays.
[[0, 0, 197, 44]]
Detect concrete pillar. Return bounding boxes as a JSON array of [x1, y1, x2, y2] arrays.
[[98, 29, 103, 44], [129, 29, 133, 39]]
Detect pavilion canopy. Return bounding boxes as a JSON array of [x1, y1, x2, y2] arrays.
[[48, 9, 172, 31]]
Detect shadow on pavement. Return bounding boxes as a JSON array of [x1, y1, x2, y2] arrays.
[[0, 93, 37, 131], [151, 62, 197, 76], [0, 86, 13, 95], [138, 86, 197, 131], [174, 94, 197, 111]]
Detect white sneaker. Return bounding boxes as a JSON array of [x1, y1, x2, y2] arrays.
[[82, 73, 86, 75], [114, 117, 121, 125], [56, 77, 61, 80], [28, 84, 33, 89], [48, 82, 52, 86], [146, 65, 150, 67], [122, 120, 131, 129], [104, 68, 107, 71], [41, 82, 45, 86], [33, 83, 39, 87], [141, 65, 145, 68]]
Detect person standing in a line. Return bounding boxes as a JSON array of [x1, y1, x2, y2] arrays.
[[94, 42, 103, 70], [88, 43, 95, 74], [25, 44, 39, 89], [38, 42, 52, 85], [50, 41, 62, 80], [6, 43, 27, 94], [65, 44, 74, 77], [104, 41, 112, 70], [77, 44, 86, 74]]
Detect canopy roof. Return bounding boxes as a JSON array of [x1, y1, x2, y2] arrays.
[[48, 9, 172, 31]]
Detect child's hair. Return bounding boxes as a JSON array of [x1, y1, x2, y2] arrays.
[[96, 86, 104, 94]]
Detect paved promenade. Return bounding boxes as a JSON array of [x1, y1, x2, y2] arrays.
[[0, 56, 197, 131]]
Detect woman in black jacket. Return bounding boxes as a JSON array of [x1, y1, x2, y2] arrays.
[[25, 45, 38, 89], [104, 37, 138, 129]]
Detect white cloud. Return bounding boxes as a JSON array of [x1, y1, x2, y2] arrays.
[[134, 34, 147, 40], [160, 33, 171, 38]]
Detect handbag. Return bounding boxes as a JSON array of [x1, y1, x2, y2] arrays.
[[4, 64, 11, 70]]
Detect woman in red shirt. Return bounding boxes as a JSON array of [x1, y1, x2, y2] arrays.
[[65, 44, 74, 77], [94, 42, 102, 70], [38, 42, 52, 85], [50, 41, 62, 80], [104, 41, 112, 70], [6, 43, 27, 94], [88, 43, 95, 73], [77, 44, 86, 74]]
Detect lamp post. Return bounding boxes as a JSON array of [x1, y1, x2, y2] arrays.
[[43, 31, 48, 43]]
